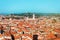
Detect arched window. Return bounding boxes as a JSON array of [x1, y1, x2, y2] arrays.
[[33, 35, 38, 40]]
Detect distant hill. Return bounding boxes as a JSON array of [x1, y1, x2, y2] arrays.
[[1, 13, 60, 17], [8, 13, 45, 17]]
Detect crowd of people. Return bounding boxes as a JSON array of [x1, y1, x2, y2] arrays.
[[0, 16, 60, 40]]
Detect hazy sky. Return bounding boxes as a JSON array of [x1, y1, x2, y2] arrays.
[[0, 0, 60, 13]]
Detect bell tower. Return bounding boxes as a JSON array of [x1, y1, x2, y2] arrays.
[[33, 14, 35, 20]]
